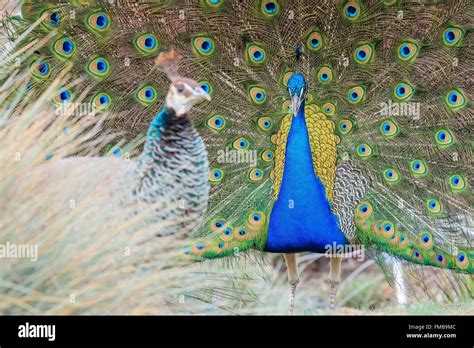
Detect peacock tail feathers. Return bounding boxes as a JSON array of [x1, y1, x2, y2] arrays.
[[8, 0, 473, 276]]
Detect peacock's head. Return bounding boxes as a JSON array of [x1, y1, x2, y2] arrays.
[[287, 73, 307, 116], [156, 51, 211, 116]]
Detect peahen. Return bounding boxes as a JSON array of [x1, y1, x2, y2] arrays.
[[9, 0, 473, 312]]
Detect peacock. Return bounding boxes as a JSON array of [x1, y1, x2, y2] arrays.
[[7, 0, 473, 313]]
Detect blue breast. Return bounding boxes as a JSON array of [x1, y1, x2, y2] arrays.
[[265, 103, 347, 253]]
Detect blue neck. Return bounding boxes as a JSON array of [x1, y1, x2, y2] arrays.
[[265, 102, 347, 253]]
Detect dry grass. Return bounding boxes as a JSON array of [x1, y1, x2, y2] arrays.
[[0, 58, 265, 315]]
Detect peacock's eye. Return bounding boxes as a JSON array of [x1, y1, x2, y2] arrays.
[[176, 84, 184, 92]]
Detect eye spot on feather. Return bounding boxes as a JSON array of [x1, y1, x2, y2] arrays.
[[31, 60, 50, 79], [135, 34, 159, 55], [383, 168, 400, 184], [219, 226, 234, 242], [41, 10, 62, 30], [448, 174, 466, 192], [257, 117, 273, 131], [317, 66, 334, 83], [92, 92, 112, 111], [261, 150, 274, 162], [380, 120, 399, 138], [260, 0, 280, 18], [247, 212, 265, 229], [87, 57, 111, 79], [248, 168, 264, 182], [354, 202, 373, 225], [192, 241, 206, 256], [353, 43, 373, 64], [53, 37, 76, 59], [434, 253, 448, 267], [198, 80, 213, 96], [87, 12, 110, 32], [178, 246, 192, 260], [393, 82, 414, 101], [343, 0, 362, 21], [442, 26, 464, 47], [356, 143, 374, 159], [397, 41, 419, 62], [53, 88, 72, 104], [210, 218, 226, 233], [249, 86, 267, 105], [338, 119, 354, 135], [380, 221, 395, 239], [206, 115, 226, 132], [347, 86, 365, 104], [409, 159, 427, 177], [204, 0, 224, 8], [136, 85, 158, 105], [445, 89, 466, 111], [305, 30, 324, 52], [455, 251, 469, 269], [232, 137, 250, 150], [426, 198, 442, 215], [235, 227, 249, 240], [192, 36, 215, 57], [434, 129, 454, 148], [412, 250, 423, 262], [419, 232, 433, 249], [247, 44, 267, 64], [209, 168, 224, 184]]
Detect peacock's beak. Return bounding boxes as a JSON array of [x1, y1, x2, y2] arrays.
[[291, 95, 301, 116]]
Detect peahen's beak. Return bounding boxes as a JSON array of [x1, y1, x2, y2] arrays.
[[194, 87, 211, 102]]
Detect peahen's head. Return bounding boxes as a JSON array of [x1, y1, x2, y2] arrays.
[[287, 73, 307, 116], [156, 51, 211, 116]]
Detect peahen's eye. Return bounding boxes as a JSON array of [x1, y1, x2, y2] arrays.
[[176, 84, 184, 92]]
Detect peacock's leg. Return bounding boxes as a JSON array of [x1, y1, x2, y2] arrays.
[[283, 253, 299, 315], [328, 255, 342, 311]]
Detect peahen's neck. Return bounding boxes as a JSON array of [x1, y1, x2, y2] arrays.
[[135, 106, 210, 236]]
